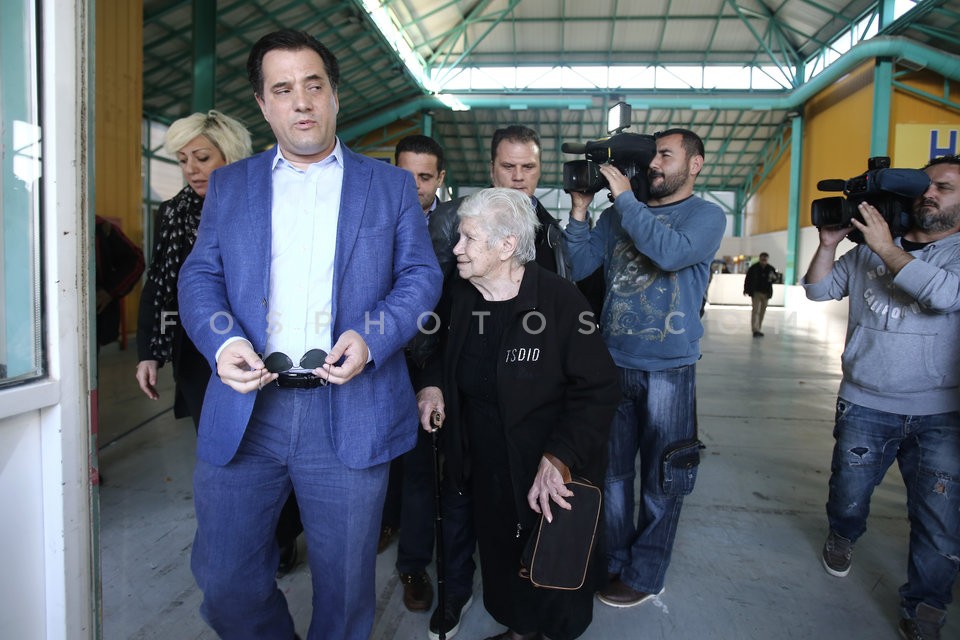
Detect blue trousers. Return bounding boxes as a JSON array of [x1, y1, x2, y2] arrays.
[[827, 398, 960, 617], [191, 384, 389, 640], [604, 364, 697, 594]]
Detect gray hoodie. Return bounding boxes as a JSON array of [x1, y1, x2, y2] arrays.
[[803, 233, 960, 415]]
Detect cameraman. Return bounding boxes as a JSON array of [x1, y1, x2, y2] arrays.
[[564, 129, 726, 609], [803, 154, 960, 640]]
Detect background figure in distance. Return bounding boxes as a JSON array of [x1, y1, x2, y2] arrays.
[[95, 215, 144, 349], [742, 251, 778, 337], [803, 154, 960, 640], [379, 134, 458, 615], [417, 187, 620, 640], [563, 128, 726, 610], [177, 29, 441, 640]]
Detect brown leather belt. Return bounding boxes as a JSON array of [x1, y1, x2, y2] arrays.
[[275, 372, 328, 389]]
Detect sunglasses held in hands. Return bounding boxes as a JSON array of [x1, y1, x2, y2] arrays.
[[262, 348, 329, 374]]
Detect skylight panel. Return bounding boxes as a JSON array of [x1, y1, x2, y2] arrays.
[[702, 66, 752, 90], [607, 66, 656, 89], [657, 66, 703, 90]]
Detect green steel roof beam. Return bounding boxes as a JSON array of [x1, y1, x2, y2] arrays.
[[430, 0, 525, 86], [868, 1, 897, 159], [340, 37, 960, 144], [741, 118, 793, 202], [144, 0, 191, 25], [724, 116, 767, 183], [891, 79, 960, 112], [905, 23, 960, 49], [879, 0, 948, 34], [792, 0, 854, 23], [654, 0, 671, 66], [785, 113, 804, 284], [349, 0, 433, 94], [191, 0, 216, 113], [428, 2, 505, 72], [725, 0, 799, 85], [424, 0, 499, 65]]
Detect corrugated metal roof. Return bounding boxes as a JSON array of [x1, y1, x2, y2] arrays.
[[142, 0, 960, 199]]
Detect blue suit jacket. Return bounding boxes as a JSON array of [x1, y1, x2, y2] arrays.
[[177, 144, 442, 469]]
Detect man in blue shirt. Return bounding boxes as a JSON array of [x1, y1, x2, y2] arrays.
[[564, 128, 726, 609]]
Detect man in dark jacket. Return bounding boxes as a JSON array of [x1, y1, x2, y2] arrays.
[[380, 134, 458, 616], [743, 252, 778, 337], [488, 125, 570, 279]]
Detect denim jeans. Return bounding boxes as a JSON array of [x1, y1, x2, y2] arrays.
[[191, 384, 389, 640], [827, 398, 960, 616], [605, 364, 697, 594]]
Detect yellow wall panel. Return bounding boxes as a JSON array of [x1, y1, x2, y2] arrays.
[[746, 63, 877, 233], [799, 63, 876, 228], [95, 0, 143, 339], [745, 143, 791, 235], [890, 72, 960, 166], [745, 64, 959, 237]]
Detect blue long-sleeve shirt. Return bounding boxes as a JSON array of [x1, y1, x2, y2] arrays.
[[564, 191, 726, 371]]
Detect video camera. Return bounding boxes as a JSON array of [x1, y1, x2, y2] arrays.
[[561, 102, 656, 201], [811, 156, 930, 243]]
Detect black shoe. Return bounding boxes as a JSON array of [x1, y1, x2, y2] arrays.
[[276, 540, 300, 578], [428, 593, 473, 640], [898, 603, 945, 640], [752, 331, 764, 337]]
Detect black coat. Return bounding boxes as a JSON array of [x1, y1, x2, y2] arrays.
[[422, 263, 620, 530], [743, 262, 778, 297], [136, 192, 209, 425]]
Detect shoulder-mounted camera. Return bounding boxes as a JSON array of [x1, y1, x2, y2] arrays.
[[561, 102, 655, 202], [811, 156, 930, 243]]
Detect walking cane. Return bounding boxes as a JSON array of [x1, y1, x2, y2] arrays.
[[430, 409, 447, 640]]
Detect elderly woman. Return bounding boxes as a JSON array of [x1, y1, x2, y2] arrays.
[[135, 110, 251, 425], [418, 187, 620, 640]]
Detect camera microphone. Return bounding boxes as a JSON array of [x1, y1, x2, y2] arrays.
[[561, 142, 588, 154], [817, 179, 847, 192]]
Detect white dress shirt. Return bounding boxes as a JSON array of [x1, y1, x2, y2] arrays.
[[262, 141, 343, 368]]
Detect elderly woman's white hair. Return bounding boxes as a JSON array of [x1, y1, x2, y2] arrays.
[[458, 187, 541, 265], [163, 110, 252, 164]]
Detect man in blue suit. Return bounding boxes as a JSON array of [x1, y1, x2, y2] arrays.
[[177, 29, 443, 640]]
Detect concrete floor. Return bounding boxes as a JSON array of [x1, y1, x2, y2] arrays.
[[97, 305, 959, 640]]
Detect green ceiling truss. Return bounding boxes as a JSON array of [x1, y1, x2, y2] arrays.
[[141, 0, 960, 231]]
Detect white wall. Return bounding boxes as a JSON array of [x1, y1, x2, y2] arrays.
[[0, 1, 92, 638], [712, 226, 854, 341], [717, 226, 858, 285]]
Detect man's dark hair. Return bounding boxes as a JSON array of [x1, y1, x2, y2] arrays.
[[247, 29, 340, 98], [924, 154, 960, 170], [491, 125, 541, 162], [759, 252, 769, 259], [395, 135, 445, 173], [655, 128, 706, 161]]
